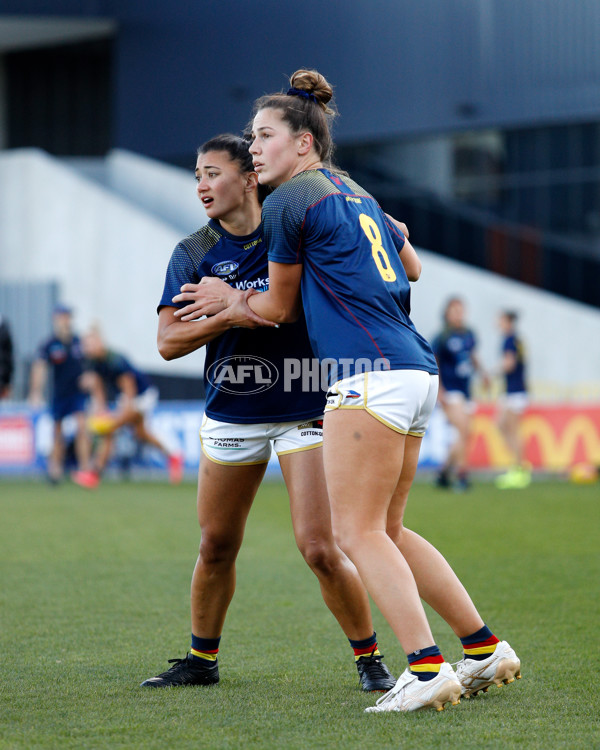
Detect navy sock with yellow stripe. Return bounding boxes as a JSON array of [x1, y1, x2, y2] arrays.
[[349, 632, 381, 661], [460, 624, 499, 661], [407, 645, 444, 681], [190, 634, 220, 663]]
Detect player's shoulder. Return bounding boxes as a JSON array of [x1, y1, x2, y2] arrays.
[[178, 222, 223, 265], [331, 171, 375, 201], [264, 169, 341, 216]]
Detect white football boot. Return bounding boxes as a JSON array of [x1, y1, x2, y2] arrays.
[[456, 640, 521, 698], [364, 662, 461, 713]]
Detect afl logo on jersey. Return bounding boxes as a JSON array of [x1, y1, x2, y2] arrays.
[[211, 260, 240, 282], [207, 355, 279, 395]]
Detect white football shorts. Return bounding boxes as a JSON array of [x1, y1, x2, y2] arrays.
[[500, 391, 528, 414], [324, 370, 439, 436], [443, 389, 476, 415], [200, 415, 324, 465]]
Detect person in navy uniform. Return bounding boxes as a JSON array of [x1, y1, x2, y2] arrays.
[[186, 70, 520, 712], [495, 310, 531, 489], [29, 304, 92, 483], [432, 297, 489, 491]]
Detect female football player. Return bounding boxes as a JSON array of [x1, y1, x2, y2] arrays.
[[142, 134, 397, 693], [432, 297, 489, 491], [494, 310, 531, 489], [185, 71, 521, 713]]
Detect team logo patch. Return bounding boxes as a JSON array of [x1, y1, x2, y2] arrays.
[[297, 419, 323, 431], [211, 260, 240, 282], [345, 390, 361, 399]]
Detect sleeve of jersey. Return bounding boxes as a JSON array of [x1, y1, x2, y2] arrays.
[[158, 243, 200, 312], [263, 187, 306, 265], [383, 214, 406, 254]]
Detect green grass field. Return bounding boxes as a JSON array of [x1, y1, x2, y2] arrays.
[[1, 477, 598, 749]]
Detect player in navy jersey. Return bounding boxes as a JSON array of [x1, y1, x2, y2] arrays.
[[142, 134, 396, 692], [29, 305, 92, 483], [432, 298, 489, 491], [72, 328, 182, 489], [495, 311, 531, 489], [189, 70, 521, 712]]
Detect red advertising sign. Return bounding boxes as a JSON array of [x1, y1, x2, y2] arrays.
[[0, 415, 35, 465], [469, 405, 600, 470]]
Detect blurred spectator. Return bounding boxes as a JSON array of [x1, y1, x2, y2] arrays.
[[0, 314, 14, 399], [494, 311, 531, 489], [72, 328, 182, 488], [28, 305, 92, 483], [432, 297, 489, 491]]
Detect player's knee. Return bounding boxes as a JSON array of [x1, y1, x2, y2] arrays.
[[331, 523, 361, 560], [297, 535, 338, 575], [198, 531, 240, 568]]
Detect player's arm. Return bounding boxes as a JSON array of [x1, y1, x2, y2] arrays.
[[28, 359, 47, 406], [159, 289, 278, 360], [499, 349, 517, 375], [471, 350, 491, 390], [384, 214, 421, 281], [79, 370, 108, 411], [115, 371, 138, 417], [158, 304, 243, 360], [246, 262, 303, 324]]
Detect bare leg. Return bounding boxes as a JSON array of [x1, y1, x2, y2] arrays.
[[324, 409, 435, 655], [191, 457, 266, 637], [442, 401, 471, 475], [279, 447, 374, 641], [48, 421, 65, 480], [386, 435, 484, 638], [74, 412, 92, 471], [94, 434, 114, 474], [498, 408, 523, 466], [131, 414, 172, 457]]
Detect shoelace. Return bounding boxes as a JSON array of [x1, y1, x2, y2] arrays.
[[373, 670, 415, 707], [359, 653, 389, 678]]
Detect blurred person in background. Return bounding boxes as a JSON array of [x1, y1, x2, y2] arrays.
[[72, 327, 183, 489], [432, 297, 489, 491], [494, 311, 531, 489], [29, 305, 92, 483], [0, 314, 14, 399]]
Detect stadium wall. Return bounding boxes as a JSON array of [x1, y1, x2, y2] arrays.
[[3, 1, 600, 159]]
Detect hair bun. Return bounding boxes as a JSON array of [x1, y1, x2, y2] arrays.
[[289, 69, 334, 113]]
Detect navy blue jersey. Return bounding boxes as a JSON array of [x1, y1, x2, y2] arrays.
[[263, 169, 437, 383], [38, 335, 86, 403], [87, 351, 150, 400], [432, 327, 476, 397], [503, 333, 527, 393], [158, 219, 324, 424]]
